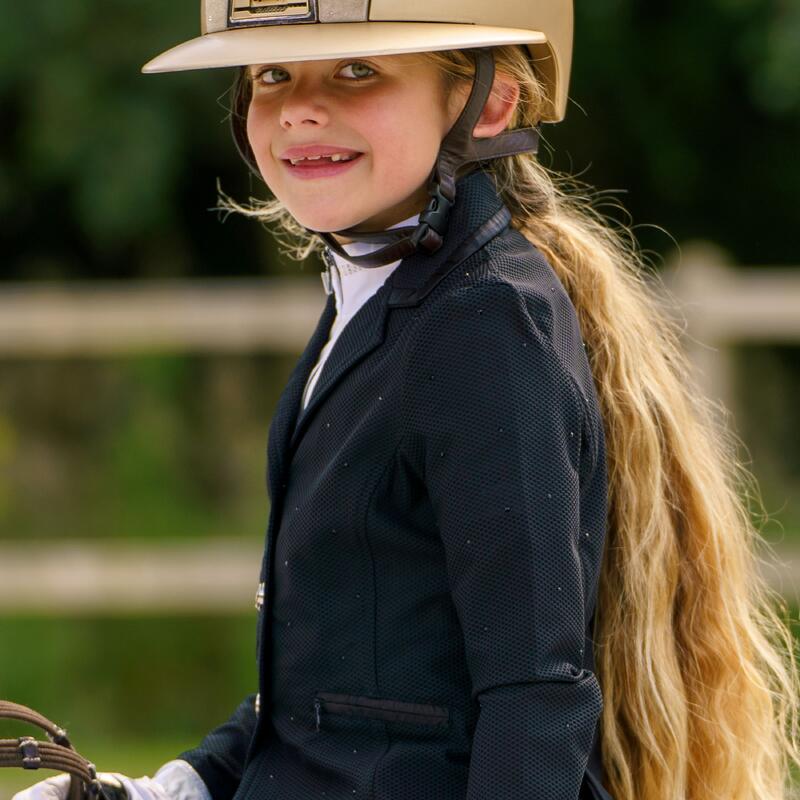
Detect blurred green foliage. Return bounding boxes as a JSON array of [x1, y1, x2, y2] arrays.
[[0, 615, 254, 736], [1, 0, 800, 281], [567, 0, 800, 261], [1, 1, 271, 281], [0, 613, 255, 794], [0, 353, 297, 540], [735, 344, 800, 536]]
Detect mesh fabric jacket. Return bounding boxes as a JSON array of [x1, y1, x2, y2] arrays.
[[301, 212, 419, 411], [177, 169, 612, 800]]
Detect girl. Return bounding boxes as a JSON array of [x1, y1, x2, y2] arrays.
[[17, 2, 799, 799]]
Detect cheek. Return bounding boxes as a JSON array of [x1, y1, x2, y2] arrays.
[[246, 100, 281, 171], [365, 94, 443, 179], [246, 104, 266, 153]]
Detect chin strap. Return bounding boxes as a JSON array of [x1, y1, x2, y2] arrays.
[[231, 48, 540, 269]]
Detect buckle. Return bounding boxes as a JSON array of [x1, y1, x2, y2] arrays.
[[409, 223, 431, 249], [418, 183, 453, 238], [254, 582, 265, 611], [18, 737, 41, 769], [319, 248, 334, 295], [410, 222, 444, 254]]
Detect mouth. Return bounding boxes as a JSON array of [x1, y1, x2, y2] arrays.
[[281, 152, 365, 179]]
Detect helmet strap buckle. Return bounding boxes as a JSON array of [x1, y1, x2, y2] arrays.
[[418, 180, 454, 240]]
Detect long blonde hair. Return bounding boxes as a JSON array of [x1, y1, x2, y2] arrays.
[[221, 45, 800, 799]]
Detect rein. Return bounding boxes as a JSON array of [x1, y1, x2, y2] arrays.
[[0, 701, 126, 799]]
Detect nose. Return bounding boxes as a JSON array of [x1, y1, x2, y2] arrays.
[[279, 78, 330, 130]]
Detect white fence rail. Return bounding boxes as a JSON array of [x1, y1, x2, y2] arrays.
[[0, 538, 262, 614], [0, 276, 325, 357], [659, 241, 800, 419]]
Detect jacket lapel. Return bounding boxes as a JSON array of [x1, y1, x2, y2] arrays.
[[267, 291, 336, 502], [288, 278, 393, 452]]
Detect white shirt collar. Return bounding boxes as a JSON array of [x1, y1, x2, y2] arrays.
[[324, 212, 421, 316]]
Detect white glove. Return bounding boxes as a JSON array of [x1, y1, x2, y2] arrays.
[[12, 771, 171, 800], [10, 773, 75, 800], [152, 760, 212, 800], [12, 759, 210, 800]]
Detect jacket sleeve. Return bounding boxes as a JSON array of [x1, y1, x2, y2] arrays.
[[401, 281, 603, 799], [175, 692, 257, 800]]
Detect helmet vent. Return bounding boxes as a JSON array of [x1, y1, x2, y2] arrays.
[[229, 0, 316, 26]]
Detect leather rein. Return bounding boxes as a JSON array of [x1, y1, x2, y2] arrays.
[[0, 701, 125, 799]]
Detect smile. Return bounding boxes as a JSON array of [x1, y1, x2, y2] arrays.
[[281, 152, 365, 179]]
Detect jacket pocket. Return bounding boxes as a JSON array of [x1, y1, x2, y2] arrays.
[[313, 691, 449, 732]]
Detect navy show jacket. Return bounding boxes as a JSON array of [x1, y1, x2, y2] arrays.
[[178, 169, 613, 800]]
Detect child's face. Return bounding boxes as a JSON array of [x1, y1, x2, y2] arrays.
[[246, 54, 462, 241]]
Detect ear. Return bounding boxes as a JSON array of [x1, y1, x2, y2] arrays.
[[472, 71, 520, 138]]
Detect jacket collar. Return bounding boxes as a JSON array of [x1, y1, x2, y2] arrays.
[[269, 170, 510, 480], [385, 169, 507, 307]]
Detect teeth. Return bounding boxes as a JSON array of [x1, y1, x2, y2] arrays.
[[288, 152, 358, 165]]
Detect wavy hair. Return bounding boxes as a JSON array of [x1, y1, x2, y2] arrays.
[[221, 45, 800, 799]]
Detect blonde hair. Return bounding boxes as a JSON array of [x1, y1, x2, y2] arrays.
[[221, 46, 800, 799]]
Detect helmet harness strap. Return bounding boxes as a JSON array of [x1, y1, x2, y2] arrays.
[[231, 47, 540, 269]]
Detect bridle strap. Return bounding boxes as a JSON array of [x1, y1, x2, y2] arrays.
[[0, 700, 122, 800]]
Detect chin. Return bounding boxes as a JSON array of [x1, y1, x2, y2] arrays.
[[290, 206, 369, 234]]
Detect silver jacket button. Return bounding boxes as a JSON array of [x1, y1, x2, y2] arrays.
[[320, 248, 334, 295], [255, 693, 260, 716]]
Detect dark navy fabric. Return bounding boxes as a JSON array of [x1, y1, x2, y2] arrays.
[[178, 169, 612, 800]]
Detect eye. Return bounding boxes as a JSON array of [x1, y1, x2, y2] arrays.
[[338, 62, 376, 80], [253, 61, 377, 86], [255, 66, 290, 85]]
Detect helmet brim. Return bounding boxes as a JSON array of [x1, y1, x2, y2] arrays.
[[141, 21, 546, 75]]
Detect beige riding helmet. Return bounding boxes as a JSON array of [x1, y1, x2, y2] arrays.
[[141, 0, 573, 123]]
